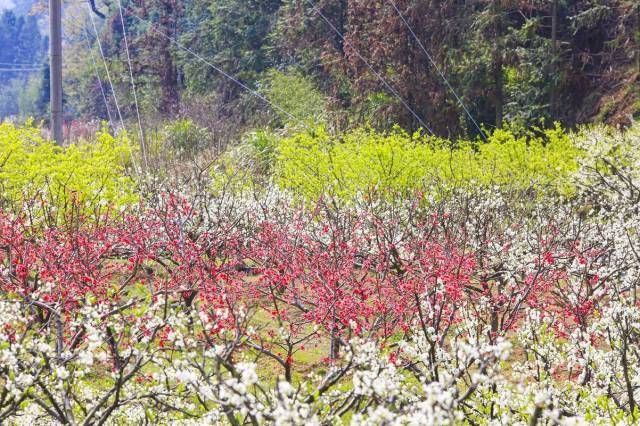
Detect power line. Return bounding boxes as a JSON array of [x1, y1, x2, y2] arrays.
[[386, 0, 487, 142], [87, 3, 141, 175], [59, 16, 115, 127], [116, 0, 148, 171], [305, 0, 433, 135], [123, 6, 301, 125], [87, 4, 125, 130], [0, 67, 46, 72], [82, 28, 115, 127], [0, 62, 46, 67], [61, 19, 113, 123], [50, 0, 63, 144]]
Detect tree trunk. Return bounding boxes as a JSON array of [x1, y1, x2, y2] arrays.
[[330, 324, 340, 360]]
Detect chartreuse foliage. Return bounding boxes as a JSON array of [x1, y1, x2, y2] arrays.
[[0, 122, 137, 216], [274, 124, 580, 202]]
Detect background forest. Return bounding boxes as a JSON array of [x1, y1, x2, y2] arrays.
[[0, 0, 638, 143]]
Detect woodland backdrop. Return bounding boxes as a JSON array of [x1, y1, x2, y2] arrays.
[[0, 0, 638, 141]]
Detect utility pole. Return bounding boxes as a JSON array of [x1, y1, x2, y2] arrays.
[[49, 0, 63, 144], [492, 0, 503, 129], [550, 0, 558, 119]]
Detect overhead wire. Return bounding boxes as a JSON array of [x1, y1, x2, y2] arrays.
[[0, 62, 46, 67], [81, 1, 476, 141], [60, 15, 115, 127], [82, 28, 115, 127], [123, 6, 301, 126], [87, 3, 126, 130], [0, 67, 46, 72], [386, 0, 488, 142], [87, 2, 141, 175], [116, 0, 148, 171], [305, 0, 434, 135]]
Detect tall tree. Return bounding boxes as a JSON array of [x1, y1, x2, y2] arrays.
[[124, 0, 183, 116]]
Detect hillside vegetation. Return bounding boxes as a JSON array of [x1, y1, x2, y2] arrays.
[[1, 1, 638, 140]]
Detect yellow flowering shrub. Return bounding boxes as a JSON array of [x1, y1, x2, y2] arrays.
[[274, 124, 580, 203], [0, 122, 137, 219]]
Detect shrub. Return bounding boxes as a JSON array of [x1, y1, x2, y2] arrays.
[[572, 122, 640, 207], [0, 122, 137, 221], [274, 124, 580, 203], [259, 68, 328, 126], [159, 118, 211, 158]]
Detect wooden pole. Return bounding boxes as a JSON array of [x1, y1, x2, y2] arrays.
[[49, 0, 63, 144]]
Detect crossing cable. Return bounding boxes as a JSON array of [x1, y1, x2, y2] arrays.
[[123, 6, 300, 126], [87, 3, 126, 130], [62, 15, 116, 127], [0, 67, 46, 72], [305, 0, 434, 135], [386, 0, 488, 142], [80, 26, 115, 127], [87, 3, 141, 175], [0, 63, 46, 68], [0, 62, 46, 66], [116, 0, 148, 171]]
